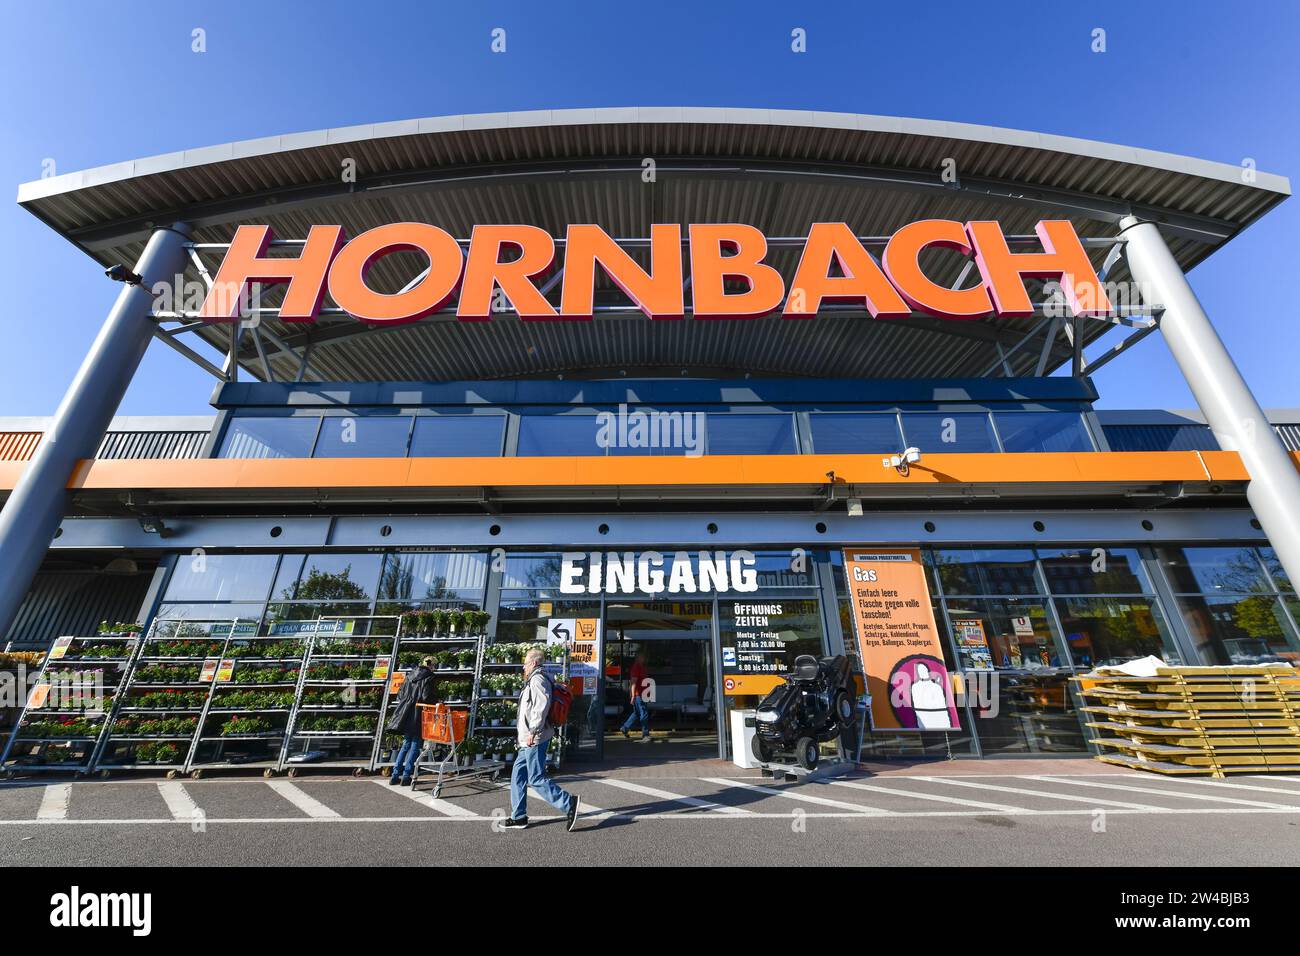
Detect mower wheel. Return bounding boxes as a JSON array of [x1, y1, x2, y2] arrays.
[[750, 734, 771, 765], [796, 736, 819, 771], [833, 691, 854, 725]]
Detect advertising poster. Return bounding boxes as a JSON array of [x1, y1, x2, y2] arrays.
[[568, 618, 602, 682], [48, 636, 73, 660], [214, 659, 236, 683], [372, 657, 390, 681], [199, 658, 220, 683], [953, 618, 994, 670], [26, 683, 51, 710], [389, 671, 406, 695], [842, 548, 960, 731]]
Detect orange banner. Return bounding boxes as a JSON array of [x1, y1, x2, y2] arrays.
[[842, 548, 960, 732]]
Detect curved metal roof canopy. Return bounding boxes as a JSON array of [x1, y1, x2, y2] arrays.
[[17, 108, 1290, 383]]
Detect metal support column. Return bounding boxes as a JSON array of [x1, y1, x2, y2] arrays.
[[0, 223, 192, 640], [1120, 215, 1300, 583]]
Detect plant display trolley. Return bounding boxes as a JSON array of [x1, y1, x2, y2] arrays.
[[1077, 665, 1300, 777], [280, 615, 399, 777], [97, 618, 259, 778], [0, 627, 143, 777]]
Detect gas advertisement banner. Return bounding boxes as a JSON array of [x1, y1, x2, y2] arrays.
[[842, 548, 960, 732]]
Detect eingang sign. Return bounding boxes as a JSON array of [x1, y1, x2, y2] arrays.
[[196, 219, 1113, 324]]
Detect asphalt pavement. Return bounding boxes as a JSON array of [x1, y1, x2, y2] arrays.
[[3, 764, 1300, 866]]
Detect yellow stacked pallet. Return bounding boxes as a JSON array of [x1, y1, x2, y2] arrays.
[[1074, 666, 1300, 777]]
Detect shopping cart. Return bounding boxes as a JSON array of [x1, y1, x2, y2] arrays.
[[411, 703, 503, 799]]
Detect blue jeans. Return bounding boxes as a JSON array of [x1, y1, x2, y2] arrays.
[[509, 738, 573, 820], [391, 735, 422, 780], [621, 696, 650, 735]]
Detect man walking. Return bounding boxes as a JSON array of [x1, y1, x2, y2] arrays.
[[620, 651, 651, 741], [503, 647, 581, 831]]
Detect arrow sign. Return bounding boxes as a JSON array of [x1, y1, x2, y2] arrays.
[[547, 619, 574, 645]]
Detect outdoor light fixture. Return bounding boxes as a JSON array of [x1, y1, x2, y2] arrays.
[[104, 263, 146, 287], [884, 447, 922, 477]]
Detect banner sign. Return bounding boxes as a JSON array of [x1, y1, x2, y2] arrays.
[[195, 220, 1112, 325], [842, 548, 960, 731]]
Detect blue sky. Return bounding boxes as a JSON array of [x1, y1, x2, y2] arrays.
[[1, 0, 1296, 415]]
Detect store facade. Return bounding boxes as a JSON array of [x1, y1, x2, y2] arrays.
[[2, 108, 1298, 766]]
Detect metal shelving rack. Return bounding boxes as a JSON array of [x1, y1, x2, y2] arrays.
[[185, 627, 309, 778], [0, 631, 142, 777], [379, 611, 487, 774], [96, 618, 251, 777], [279, 615, 399, 777]]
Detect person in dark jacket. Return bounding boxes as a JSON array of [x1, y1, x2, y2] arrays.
[[387, 656, 436, 785]]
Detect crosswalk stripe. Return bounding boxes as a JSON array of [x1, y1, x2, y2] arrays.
[[1025, 775, 1295, 809], [917, 776, 1162, 810], [829, 779, 1027, 812], [157, 782, 200, 821], [531, 787, 608, 817], [1133, 776, 1300, 798], [701, 777, 890, 814], [592, 777, 755, 814], [371, 778, 478, 817], [266, 781, 339, 818], [37, 784, 71, 820]]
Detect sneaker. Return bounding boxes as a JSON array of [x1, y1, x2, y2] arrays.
[[502, 816, 528, 830], [636, 735, 651, 743], [566, 795, 581, 832], [388, 776, 401, 786], [399, 777, 412, 787], [621, 728, 630, 739]]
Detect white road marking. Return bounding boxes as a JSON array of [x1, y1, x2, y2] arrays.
[[37, 784, 71, 821], [4, 806, 1300, 826], [266, 781, 339, 819], [531, 787, 609, 817], [1133, 776, 1300, 798], [1024, 775, 1296, 809], [371, 778, 477, 817], [701, 777, 890, 814], [829, 779, 1029, 813], [157, 782, 200, 821], [916, 776, 1162, 811], [591, 777, 755, 815]]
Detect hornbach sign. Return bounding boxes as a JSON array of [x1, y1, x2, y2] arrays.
[[197, 220, 1113, 324]]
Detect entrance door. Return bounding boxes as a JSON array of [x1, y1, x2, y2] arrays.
[[602, 601, 718, 760]]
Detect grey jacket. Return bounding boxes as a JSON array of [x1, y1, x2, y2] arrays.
[[516, 669, 554, 747]]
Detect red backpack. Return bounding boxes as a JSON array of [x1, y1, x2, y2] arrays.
[[547, 675, 572, 728]]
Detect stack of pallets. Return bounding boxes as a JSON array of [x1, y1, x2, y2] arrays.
[[1075, 666, 1300, 777]]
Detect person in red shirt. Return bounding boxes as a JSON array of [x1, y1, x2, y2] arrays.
[[620, 652, 651, 741]]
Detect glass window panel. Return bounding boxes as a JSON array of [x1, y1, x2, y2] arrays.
[[219, 416, 318, 459], [500, 555, 570, 591], [280, 553, 384, 602], [933, 548, 1040, 596], [409, 416, 505, 457], [378, 552, 489, 603], [313, 416, 411, 458], [1259, 547, 1292, 593], [900, 412, 998, 453], [516, 416, 604, 456], [941, 598, 1085, 754], [154, 602, 267, 626], [1174, 594, 1300, 665], [994, 412, 1093, 453], [1038, 547, 1151, 595], [809, 413, 901, 454], [1054, 597, 1181, 667], [705, 414, 796, 455], [163, 554, 279, 603], [1156, 546, 1272, 594]]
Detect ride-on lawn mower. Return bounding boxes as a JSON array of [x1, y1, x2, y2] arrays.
[[750, 654, 859, 770]]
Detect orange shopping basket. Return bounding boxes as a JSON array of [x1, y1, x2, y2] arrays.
[[419, 703, 469, 744]]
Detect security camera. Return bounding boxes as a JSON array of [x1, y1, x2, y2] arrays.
[[105, 264, 145, 286], [883, 447, 922, 476]]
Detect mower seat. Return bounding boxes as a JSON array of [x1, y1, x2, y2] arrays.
[[792, 655, 820, 681]]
